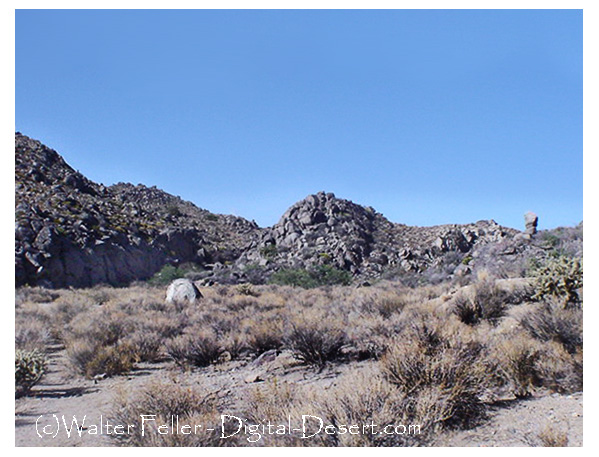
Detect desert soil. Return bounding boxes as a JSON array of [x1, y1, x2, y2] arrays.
[[15, 341, 582, 447]]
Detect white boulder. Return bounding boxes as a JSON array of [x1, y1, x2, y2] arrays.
[[165, 278, 202, 305]]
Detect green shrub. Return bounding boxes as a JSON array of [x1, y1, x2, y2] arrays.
[[532, 256, 582, 306], [166, 205, 181, 217], [269, 265, 352, 288], [148, 265, 185, 286], [311, 264, 353, 286], [259, 244, 278, 259], [15, 349, 47, 396], [270, 268, 317, 288]]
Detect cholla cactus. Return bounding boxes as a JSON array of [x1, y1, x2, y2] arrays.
[[15, 349, 47, 396], [236, 283, 257, 296], [533, 256, 583, 307]]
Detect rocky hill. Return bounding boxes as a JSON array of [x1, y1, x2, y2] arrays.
[[15, 133, 582, 288], [15, 133, 258, 288]]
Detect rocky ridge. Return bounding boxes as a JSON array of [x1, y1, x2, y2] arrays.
[[235, 191, 518, 281], [15, 133, 580, 288], [15, 133, 258, 287]]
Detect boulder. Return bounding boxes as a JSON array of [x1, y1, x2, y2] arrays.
[[165, 278, 203, 305], [524, 212, 538, 235]]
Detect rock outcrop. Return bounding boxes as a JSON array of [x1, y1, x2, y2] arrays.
[[232, 191, 518, 282], [15, 133, 258, 288], [16, 133, 579, 289]]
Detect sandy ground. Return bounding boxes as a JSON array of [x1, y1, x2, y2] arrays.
[[16, 342, 582, 447], [438, 392, 582, 446]]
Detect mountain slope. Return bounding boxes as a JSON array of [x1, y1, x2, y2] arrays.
[[15, 133, 259, 287], [15, 133, 579, 288]]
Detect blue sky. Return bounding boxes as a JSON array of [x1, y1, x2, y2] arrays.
[[16, 9, 582, 230]]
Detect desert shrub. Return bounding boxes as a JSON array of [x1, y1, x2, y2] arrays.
[[316, 373, 427, 446], [236, 283, 259, 297], [244, 372, 432, 446], [471, 275, 509, 324], [452, 292, 480, 325], [345, 314, 391, 360], [269, 268, 317, 288], [487, 333, 543, 398], [112, 380, 226, 446], [259, 244, 278, 259], [15, 319, 51, 352], [63, 309, 138, 377], [122, 330, 163, 363], [532, 256, 582, 306], [534, 342, 583, 393], [488, 330, 582, 396], [452, 275, 509, 325], [537, 424, 569, 447], [247, 319, 284, 355], [381, 321, 488, 428], [67, 339, 136, 378], [285, 321, 347, 366], [226, 294, 258, 312], [269, 265, 352, 288], [242, 381, 311, 446], [15, 287, 60, 305], [220, 333, 248, 359], [375, 295, 408, 319], [85, 343, 137, 377], [519, 300, 582, 354], [165, 330, 222, 367], [139, 313, 187, 340], [15, 349, 47, 397], [147, 264, 186, 286], [65, 309, 132, 347]]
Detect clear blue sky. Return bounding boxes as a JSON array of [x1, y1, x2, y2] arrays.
[[16, 9, 582, 230]]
